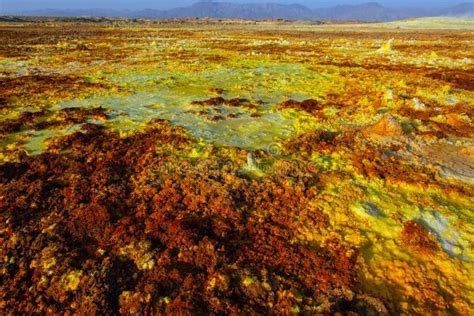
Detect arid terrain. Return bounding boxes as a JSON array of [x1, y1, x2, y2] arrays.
[[0, 18, 473, 314]]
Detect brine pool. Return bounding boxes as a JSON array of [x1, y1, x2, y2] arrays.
[[3, 62, 337, 155]]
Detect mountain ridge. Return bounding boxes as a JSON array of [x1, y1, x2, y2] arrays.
[[2, 1, 473, 22]]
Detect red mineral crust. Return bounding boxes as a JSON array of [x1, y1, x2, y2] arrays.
[[0, 107, 110, 135], [401, 220, 439, 255], [0, 120, 384, 314]]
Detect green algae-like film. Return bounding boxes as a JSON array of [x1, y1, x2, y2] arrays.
[[1, 17, 474, 315]]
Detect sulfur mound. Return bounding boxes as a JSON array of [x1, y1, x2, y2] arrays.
[[362, 115, 404, 142]]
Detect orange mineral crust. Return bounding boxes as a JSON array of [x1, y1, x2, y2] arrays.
[[1, 18, 473, 314]]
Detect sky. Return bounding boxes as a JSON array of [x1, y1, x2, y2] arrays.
[[0, 0, 465, 12]]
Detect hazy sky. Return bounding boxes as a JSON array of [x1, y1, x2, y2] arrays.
[[1, 0, 465, 12]]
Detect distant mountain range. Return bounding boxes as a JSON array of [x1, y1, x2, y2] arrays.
[[2, 2, 474, 22]]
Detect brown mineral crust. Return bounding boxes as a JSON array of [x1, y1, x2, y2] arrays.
[[191, 97, 226, 106], [80, 122, 107, 133], [0, 109, 49, 135], [399, 103, 473, 138], [427, 69, 474, 91], [191, 97, 259, 109], [224, 98, 252, 107], [277, 98, 322, 115], [210, 115, 224, 121], [0, 106, 110, 136], [0, 97, 7, 109], [0, 75, 108, 103], [0, 120, 383, 314], [351, 146, 436, 185], [314, 62, 474, 92], [401, 220, 439, 255], [284, 129, 343, 156], [56, 106, 110, 124]]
